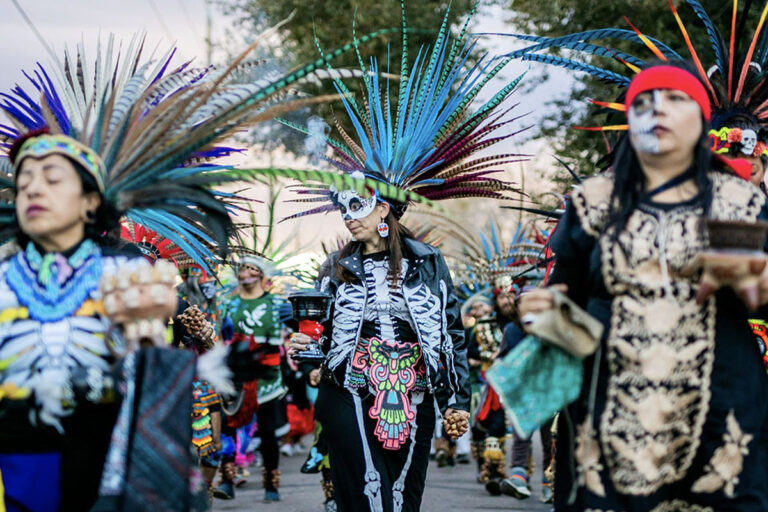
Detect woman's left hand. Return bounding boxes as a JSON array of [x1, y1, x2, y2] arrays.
[[696, 252, 768, 310], [443, 408, 470, 439], [101, 259, 179, 325]]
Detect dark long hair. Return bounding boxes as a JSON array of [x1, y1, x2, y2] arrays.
[[336, 206, 414, 287], [13, 157, 121, 249], [606, 60, 724, 240]]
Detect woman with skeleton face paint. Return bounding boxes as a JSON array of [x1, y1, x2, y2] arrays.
[[278, 3, 534, 507], [287, 181, 472, 512], [519, 62, 768, 510]]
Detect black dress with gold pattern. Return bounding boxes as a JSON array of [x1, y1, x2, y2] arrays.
[[550, 171, 768, 511]]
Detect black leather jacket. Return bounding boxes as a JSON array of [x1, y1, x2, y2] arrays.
[[315, 238, 470, 413]]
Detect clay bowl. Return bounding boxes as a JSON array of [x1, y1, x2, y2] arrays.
[[705, 219, 768, 251]]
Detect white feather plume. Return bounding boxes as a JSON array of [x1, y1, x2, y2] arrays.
[[196, 343, 235, 397]]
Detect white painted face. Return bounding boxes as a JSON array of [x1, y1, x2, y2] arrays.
[[331, 188, 377, 221], [741, 129, 758, 155], [628, 90, 662, 154]]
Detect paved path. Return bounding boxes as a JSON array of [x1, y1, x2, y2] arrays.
[[212, 436, 553, 511]]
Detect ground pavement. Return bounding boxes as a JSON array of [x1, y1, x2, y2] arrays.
[[212, 436, 553, 512]]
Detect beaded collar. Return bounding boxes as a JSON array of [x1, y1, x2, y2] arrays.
[[6, 240, 103, 322]]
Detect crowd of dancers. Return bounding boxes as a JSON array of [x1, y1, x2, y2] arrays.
[[1, 1, 768, 511]]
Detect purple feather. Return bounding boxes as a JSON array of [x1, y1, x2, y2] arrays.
[[34, 65, 71, 134], [280, 204, 337, 222], [151, 48, 178, 85]]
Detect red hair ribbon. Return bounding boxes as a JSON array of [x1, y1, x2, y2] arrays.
[[625, 66, 711, 121]]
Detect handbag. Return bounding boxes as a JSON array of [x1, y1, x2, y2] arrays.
[[486, 336, 583, 439], [525, 290, 602, 358], [486, 291, 603, 439]]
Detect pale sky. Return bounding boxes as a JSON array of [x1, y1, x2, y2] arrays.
[[0, 0, 576, 255]]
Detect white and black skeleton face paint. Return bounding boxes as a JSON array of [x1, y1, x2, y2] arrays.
[[628, 90, 662, 154], [741, 129, 758, 155], [200, 280, 217, 300], [331, 187, 377, 221]]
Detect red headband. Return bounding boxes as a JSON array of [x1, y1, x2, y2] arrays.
[[625, 66, 711, 121]]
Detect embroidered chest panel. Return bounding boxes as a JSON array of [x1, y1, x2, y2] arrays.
[[0, 256, 125, 396], [224, 295, 282, 344], [571, 172, 764, 495], [328, 257, 448, 383]]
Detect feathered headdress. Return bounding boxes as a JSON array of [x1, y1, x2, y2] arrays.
[[120, 220, 184, 264], [229, 185, 312, 287], [0, 25, 402, 264], [496, 0, 768, 145], [267, 2, 530, 220], [442, 219, 549, 302]]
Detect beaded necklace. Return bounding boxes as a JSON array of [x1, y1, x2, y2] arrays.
[[7, 240, 103, 322]]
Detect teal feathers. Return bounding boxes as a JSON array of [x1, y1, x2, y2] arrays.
[[282, 2, 529, 218], [0, 23, 399, 266], [441, 219, 548, 301]]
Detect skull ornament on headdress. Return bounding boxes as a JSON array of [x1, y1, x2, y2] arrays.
[[741, 129, 758, 155]]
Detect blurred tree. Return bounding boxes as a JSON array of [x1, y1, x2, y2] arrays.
[[505, 0, 734, 184], [213, 0, 484, 156]]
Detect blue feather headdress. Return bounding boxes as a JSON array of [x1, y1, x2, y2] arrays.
[[277, 2, 531, 221], [441, 218, 548, 302]]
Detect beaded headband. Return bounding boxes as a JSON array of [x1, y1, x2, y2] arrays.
[[14, 134, 106, 193]]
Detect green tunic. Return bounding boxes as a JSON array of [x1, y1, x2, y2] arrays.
[[221, 293, 286, 403]]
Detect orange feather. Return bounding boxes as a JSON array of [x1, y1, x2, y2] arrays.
[[574, 125, 629, 131], [588, 99, 627, 112], [624, 16, 666, 61], [666, 0, 719, 106]]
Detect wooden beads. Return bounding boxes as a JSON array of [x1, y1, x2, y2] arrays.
[[443, 409, 469, 439], [179, 305, 215, 349]]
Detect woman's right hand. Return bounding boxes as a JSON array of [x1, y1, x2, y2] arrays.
[[517, 284, 568, 328], [287, 332, 314, 358]]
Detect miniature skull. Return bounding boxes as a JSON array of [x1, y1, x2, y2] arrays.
[[740, 129, 758, 155]]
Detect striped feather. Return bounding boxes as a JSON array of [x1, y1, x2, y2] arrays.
[[520, 53, 631, 85], [685, 0, 727, 75]]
